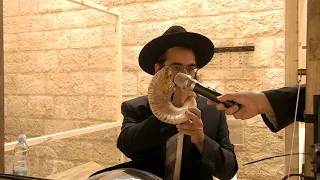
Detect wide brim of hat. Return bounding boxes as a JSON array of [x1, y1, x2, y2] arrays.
[[138, 32, 214, 75]]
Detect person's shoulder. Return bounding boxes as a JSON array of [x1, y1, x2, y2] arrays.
[[122, 95, 149, 108]]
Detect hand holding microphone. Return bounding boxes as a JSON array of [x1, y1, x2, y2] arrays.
[[173, 73, 241, 108], [173, 73, 275, 120]]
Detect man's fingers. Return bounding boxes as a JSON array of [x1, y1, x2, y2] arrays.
[[187, 107, 201, 118], [234, 106, 246, 119], [225, 105, 239, 115], [217, 93, 239, 102], [216, 103, 225, 111]]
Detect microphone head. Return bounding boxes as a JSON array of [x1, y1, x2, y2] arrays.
[[174, 73, 192, 89]]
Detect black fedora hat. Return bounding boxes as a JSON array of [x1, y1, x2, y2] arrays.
[[138, 25, 214, 75]]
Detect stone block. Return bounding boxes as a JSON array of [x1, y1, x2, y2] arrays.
[[244, 127, 268, 153], [137, 72, 152, 96], [17, 32, 44, 51], [86, 73, 109, 95], [4, 16, 43, 34], [15, 74, 46, 94], [236, 11, 284, 38], [91, 141, 122, 165], [6, 96, 28, 117], [5, 51, 59, 73], [4, 34, 18, 53], [122, 15, 235, 46], [19, 0, 40, 15], [28, 96, 54, 118], [265, 130, 285, 154], [44, 30, 71, 49], [105, 72, 117, 96], [59, 49, 88, 72], [54, 96, 88, 119], [246, 116, 268, 128], [274, 37, 285, 67], [88, 48, 116, 72], [38, 0, 85, 14], [224, 79, 264, 92], [71, 27, 103, 48], [102, 26, 116, 47], [263, 69, 285, 89], [250, 0, 284, 11], [122, 46, 142, 71], [200, 80, 225, 93], [122, 72, 138, 96], [3, 0, 19, 17], [88, 96, 117, 121]]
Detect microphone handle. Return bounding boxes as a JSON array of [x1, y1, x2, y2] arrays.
[[193, 83, 241, 108]]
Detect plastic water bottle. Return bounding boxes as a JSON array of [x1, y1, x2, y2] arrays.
[[13, 134, 29, 176]]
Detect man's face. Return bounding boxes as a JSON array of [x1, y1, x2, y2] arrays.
[[155, 47, 198, 78]]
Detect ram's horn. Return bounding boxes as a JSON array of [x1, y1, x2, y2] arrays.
[[148, 66, 197, 125]]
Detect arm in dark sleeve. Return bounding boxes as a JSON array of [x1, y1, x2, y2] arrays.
[[200, 111, 238, 180], [117, 101, 177, 159], [261, 84, 306, 132]]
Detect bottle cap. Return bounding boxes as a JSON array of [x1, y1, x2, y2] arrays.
[[18, 134, 26, 142]]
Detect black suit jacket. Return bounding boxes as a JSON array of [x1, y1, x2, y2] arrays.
[[261, 84, 306, 132], [116, 95, 238, 180]]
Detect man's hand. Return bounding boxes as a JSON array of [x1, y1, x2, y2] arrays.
[[176, 107, 204, 153], [172, 87, 195, 107], [207, 92, 274, 120]]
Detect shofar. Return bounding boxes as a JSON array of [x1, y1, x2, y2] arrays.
[[148, 66, 197, 180]]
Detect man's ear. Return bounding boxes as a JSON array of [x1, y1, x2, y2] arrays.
[[154, 63, 162, 73]]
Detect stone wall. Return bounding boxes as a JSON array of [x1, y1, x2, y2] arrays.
[[3, 0, 286, 179]]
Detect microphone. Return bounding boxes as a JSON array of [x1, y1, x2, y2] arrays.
[[174, 73, 240, 108]]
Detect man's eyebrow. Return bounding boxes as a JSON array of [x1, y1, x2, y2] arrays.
[[170, 62, 197, 67]]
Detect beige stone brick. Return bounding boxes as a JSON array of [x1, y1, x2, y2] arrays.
[[5, 74, 45, 95], [263, 69, 285, 89], [3, 0, 19, 17], [86, 73, 108, 95], [88, 96, 117, 121], [122, 46, 142, 71], [102, 26, 116, 47], [44, 119, 78, 135], [4, 16, 43, 34], [68, 125, 119, 142], [38, 0, 85, 14], [5, 117, 45, 138], [122, 15, 235, 45], [41, 14, 59, 31], [5, 118, 21, 137], [200, 80, 225, 93], [227, 119, 245, 145], [246, 116, 268, 128], [5, 51, 59, 73], [54, 96, 88, 119], [198, 69, 245, 81], [44, 30, 71, 49], [250, 0, 284, 11], [88, 48, 116, 71], [274, 37, 285, 67], [59, 49, 88, 72], [122, 72, 137, 95], [244, 127, 269, 152], [91, 141, 121, 165], [113, 0, 249, 23], [250, 38, 275, 68], [105, 72, 117, 96], [71, 27, 103, 48], [17, 32, 44, 51], [265, 130, 285, 154], [19, 118, 46, 137], [94, 0, 159, 6], [137, 72, 152, 96], [19, 0, 40, 15], [28, 96, 54, 118], [50, 140, 93, 162], [224, 79, 264, 92], [236, 11, 284, 38], [4, 34, 18, 52], [45, 73, 87, 95]]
